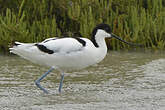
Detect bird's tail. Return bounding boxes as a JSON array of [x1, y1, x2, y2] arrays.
[[10, 42, 23, 53], [9, 41, 46, 65], [9, 42, 35, 56]]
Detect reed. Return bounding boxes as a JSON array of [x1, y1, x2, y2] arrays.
[[0, 0, 164, 53]]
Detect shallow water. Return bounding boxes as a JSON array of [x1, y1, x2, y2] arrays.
[[0, 51, 165, 110]]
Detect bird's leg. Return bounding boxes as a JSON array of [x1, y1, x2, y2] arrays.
[[35, 67, 54, 94], [58, 72, 64, 93]]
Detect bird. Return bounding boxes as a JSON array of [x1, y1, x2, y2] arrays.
[[9, 23, 136, 94]]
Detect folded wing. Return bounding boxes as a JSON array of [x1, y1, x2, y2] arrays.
[[35, 37, 86, 54]]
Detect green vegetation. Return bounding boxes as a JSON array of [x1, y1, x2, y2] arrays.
[[0, 0, 165, 53]]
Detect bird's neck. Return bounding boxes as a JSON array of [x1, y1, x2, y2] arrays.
[[91, 30, 107, 49], [92, 34, 107, 49], [90, 31, 108, 63], [96, 37, 107, 53], [92, 35, 108, 63]]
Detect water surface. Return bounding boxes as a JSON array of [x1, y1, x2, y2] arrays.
[[0, 51, 165, 110]]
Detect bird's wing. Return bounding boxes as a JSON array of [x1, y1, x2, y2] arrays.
[[36, 37, 87, 54]]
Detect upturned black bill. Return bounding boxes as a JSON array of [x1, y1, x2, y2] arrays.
[[111, 33, 140, 46]]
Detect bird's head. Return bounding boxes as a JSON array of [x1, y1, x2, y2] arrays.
[[92, 23, 139, 46]]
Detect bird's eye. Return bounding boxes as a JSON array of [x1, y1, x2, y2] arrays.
[[105, 27, 110, 32]]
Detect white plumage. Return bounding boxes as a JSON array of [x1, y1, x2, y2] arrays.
[[9, 23, 133, 93], [10, 37, 106, 71]]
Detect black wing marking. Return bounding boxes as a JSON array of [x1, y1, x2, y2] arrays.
[[35, 44, 54, 54], [43, 38, 58, 43], [74, 37, 86, 46], [36, 37, 86, 54]]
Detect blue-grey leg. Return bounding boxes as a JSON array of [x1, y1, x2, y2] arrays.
[[35, 67, 54, 93], [58, 73, 64, 93]]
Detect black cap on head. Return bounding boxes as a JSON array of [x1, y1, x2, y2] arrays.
[[91, 23, 112, 48], [92, 23, 112, 35], [91, 23, 141, 48]]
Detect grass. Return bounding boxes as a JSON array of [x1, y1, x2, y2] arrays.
[[0, 0, 165, 53]]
